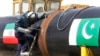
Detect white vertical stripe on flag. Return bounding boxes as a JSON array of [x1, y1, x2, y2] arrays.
[[69, 19, 81, 45], [3, 29, 15, 37]]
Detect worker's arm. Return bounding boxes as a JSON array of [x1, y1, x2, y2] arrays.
[[37, 12, 47, 20], [17, 27, 31, 33]]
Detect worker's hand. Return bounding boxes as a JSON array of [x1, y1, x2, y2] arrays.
[[24, 29, 31, 33]]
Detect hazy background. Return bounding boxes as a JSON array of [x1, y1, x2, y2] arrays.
[[0, 0, 100, 17]]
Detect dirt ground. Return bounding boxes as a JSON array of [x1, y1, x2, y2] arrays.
[[0, 44, 41, 56], [0, 45, 16, 56]]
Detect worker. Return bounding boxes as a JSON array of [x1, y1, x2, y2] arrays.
[[14, 11, 45, 56]]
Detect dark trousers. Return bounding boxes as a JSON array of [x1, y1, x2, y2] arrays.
[[15, 32, 34, 56]]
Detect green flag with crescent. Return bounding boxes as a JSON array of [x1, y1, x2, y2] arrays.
[[69, 18, 100, 46]]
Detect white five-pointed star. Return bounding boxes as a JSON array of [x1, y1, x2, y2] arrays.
[[90, 23, 95, 29]]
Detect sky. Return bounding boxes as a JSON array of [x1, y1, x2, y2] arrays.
[[0, 0, 12, 17], [0, 0, 29, 17], [0, 0, 100, 17]]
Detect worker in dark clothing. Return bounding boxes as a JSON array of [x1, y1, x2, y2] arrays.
[[14, 11, 45, 56]]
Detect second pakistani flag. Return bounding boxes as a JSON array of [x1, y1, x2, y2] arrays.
[[69, 18, 100, 46]]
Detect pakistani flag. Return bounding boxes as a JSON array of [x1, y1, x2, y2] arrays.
[[69, 18, 100, 46], [3, 23, 18, 44]]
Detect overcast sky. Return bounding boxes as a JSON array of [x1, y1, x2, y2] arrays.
[[62, 0, 100, 6]]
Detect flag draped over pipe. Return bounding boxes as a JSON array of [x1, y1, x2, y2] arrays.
[[69, 18, 100, 46]]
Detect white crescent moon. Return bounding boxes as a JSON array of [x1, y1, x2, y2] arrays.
[[82, 21, 93, 39]]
